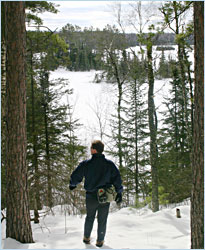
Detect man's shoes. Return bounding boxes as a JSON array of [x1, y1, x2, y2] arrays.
[[83, 236, 90, 244], [96, 241, 104, 247]]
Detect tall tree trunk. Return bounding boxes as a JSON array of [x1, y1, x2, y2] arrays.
[[134, 79, 139, 200], [1, 2, 6, 115], [29, 45, 41, 221], [41, 72, 53, 208], [147, 43, 159, 212], [1, 1, 7, 209], [173, 74, 179, 168], [173, 1, 191, 149], [191, 2, 204, 249], [183, 47, 194, 138], [108, 50, 123, 173], [5, 1, 34, 243], [117, 79, 123, 173]]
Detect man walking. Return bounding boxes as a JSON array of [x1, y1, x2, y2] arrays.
[[69, 140, 123, 247]]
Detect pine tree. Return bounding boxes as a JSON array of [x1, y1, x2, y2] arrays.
[[157, 50, 172, 79], [26, 28, 69, 213], [1, 1, 7, 210], [59, 23, 102, 71], [1, 2, 60, 210], [27, 68, 87, 209], [144, 29, 159, 212], [61, 106, 87, 214], [191, 2, 204, 248], [120, 54, 148, 205], [158, 64, 192, 203], [160, 1, 193, 151], [5, 1, 34, 243]]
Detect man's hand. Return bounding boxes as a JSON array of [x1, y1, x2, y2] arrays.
[[69, 185, 76, 191], [115, 193, 122, 204]]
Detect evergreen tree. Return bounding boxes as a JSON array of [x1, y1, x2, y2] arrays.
[[120, 54, 149, 205], [27, 70, 86, 209], [156, 50, 172, 79], [1, 1, 60, 211], [26, 27, 70, 215], [5, 1, 34, 243], [26, 26, 86, 211], [59, 23, 101, 71], [160, 1, 193, 150], [191, 2, 204, 248], [61, 106, 87, 214], [25, 1, 58, 26], [146, 31, 159, 212], [158, 63, 192, 203], [1, 1, 7, 210], [157, 2, 193, 204]]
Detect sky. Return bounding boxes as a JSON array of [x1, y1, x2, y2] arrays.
[[27, 1, 163, 33], [36, 1, 115, 31], [26, 1, 193, 34]]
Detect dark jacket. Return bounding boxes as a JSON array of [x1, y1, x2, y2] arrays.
[[70, 154, 123, 196]]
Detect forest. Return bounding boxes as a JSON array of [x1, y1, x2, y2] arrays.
[[1, 1, 204, 249]]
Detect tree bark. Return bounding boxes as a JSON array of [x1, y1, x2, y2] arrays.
[[29, 43, 41, 219], [191, 2, 204, 249], [1, 1, 7, 209], [41, 72, 53, 208], [147, 43, 159, 212], [108, 50, 124, 173], [5, 1, 34, 243], [173, 1, 191, 150], [134, 79, 139, 200]]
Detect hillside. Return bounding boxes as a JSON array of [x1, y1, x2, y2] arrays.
[[125, 32, 194, 47]]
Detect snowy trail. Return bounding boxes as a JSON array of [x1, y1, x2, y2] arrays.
[[2, 204, 191, 249]]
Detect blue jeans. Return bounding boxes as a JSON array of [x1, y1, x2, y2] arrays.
[[84, 193, 110, 241]]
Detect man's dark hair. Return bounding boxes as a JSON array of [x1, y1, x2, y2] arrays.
[[91, 140, 104, 154]]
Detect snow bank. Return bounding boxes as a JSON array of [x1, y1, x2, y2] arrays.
[[2, 203, 191, 249]]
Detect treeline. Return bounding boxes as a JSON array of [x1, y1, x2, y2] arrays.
[[126, 32, 194, 47], [56, 22, 193, 72]]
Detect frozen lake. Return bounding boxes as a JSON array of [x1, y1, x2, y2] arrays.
[[50, 68, 117, 148], [50, 67, 171, 155]]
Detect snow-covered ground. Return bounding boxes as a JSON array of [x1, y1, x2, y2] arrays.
[[2, 202, 191, 249]]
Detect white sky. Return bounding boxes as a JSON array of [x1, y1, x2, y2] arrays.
[[27, 1, 164, 33], [37, 1, 115, 31]]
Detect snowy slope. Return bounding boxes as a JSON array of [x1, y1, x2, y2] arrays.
[[2, 203, 191, 249]]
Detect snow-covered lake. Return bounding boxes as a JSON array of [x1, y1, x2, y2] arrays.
[[50, 68, 117, 148], [48, 45, 194, 153], [50, 67, 171, 152]]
